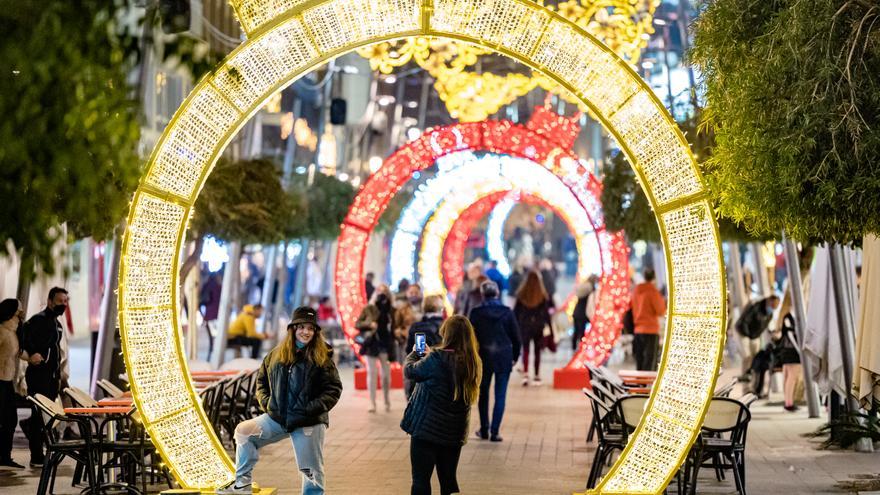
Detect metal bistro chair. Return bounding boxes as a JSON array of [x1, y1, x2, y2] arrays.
[[97, 379, 126, 398], [684, 397, 752, 495], [28, 394, 99, 495], [586, 394, 648, 489]]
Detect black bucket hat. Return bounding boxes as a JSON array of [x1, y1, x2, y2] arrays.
[[289, 306, 321, 331]]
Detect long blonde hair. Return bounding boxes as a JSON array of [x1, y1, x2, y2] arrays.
[[438, 316, 482, 404], [278, 323, 330, 366]]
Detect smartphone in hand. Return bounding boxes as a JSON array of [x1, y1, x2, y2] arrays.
[[414, 332, 426, 356]]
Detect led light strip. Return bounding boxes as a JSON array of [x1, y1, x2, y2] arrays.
[[122, 0, 725, 492]]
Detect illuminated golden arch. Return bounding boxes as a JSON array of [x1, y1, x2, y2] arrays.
[[119, 1, 726, 493]]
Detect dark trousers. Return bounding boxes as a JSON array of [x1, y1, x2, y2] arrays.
[[633, 333, 659, 371], [25, 369, 59, 462], [521, 331, 542, 376], [410, 438, 462, 495], [572, 317, 587, 350], [228, 336, 262, 358], [478, 367, 511, 436], [0, 380, 17, 461]]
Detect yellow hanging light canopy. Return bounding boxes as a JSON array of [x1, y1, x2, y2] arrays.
[[119, 0, 726, 493], [356, 0, 659, 121]]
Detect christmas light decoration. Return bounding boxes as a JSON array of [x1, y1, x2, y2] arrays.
[[356, 0, 659, 121], [120, 1, 726, 492]]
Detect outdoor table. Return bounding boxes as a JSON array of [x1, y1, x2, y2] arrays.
[[191, 370, 240, 377], [618, 370, 658, 386], [64, 406, 135, 488], [97, 397, 134, 407]]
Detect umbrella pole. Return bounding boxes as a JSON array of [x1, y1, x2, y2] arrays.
[[781, 232, 821, 418], [828, 243, 874, 452]]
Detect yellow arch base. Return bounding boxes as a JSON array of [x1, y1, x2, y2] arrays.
[[119, 0, 726, 493]]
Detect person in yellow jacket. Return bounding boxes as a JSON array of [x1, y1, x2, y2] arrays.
[[228, 304, 269, 358]]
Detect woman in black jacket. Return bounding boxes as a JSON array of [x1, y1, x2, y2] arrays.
[[513, 270, 552, 386], [356, 286, 396, 412], [220, 307, 342, 495], [401, 315, 482, 495]]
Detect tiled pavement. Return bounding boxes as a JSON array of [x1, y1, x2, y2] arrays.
[[2, 351, 879, 494]]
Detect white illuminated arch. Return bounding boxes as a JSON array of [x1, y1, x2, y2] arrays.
[[120, 1, 727, 492]]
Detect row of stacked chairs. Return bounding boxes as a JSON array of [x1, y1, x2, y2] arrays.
[[582, 365, 755, 495]]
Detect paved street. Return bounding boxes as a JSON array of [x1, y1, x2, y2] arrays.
[[1, 348, 879, 494]]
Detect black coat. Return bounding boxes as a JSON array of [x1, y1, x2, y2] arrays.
[[401, 350, 471, 446], [735, 298, 774, 339], [514, 299, 552, 340], [468, 300, 521, 373], [20, 308, 63, 391], [405, 315, 444, 355], [256, 345, 343, 431]]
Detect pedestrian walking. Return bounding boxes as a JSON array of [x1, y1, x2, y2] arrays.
[[572, 279, 595, 351], [632, 269, 666, 371], [200, 272, 222, 361], [19, 287, 68, 467], [468, 281, 520, 441], [0, 299, 25, 468], [484, 260, 507, 296], [404, 295, 446, 399], [219, 307, 342, 495], [364, 272, 376, 302], [735, 294, 780, 381], [401, 315, 482, 495], [356, 286, 396, 412], [514, 271, 552, 386], [774, 311, 802, 411], [394, 301, 418, 365], [453, 262, 483, 315]]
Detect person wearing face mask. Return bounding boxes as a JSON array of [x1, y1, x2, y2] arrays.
[[0, 299, 25, 468], [19, 287, 69, 467], [355, 286, 396, 413], [219, 307, 342, 495]]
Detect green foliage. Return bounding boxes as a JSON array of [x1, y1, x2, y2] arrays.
[[601, 152, 660, 243], [192, 158, 297, 244], [0, 1, 142, 276], [287, 172, 356, 239], [375, 185, 411, 233], [691, 0, 880, 244], [807, 406, 880, 449]]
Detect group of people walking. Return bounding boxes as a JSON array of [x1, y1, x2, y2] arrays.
[[0, 288, 71, 469]]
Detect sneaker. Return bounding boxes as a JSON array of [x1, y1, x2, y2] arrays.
[[522, 377, 529, 387], [217, 481, 253, 494], [490, 434, 503, 442], [385, 402, 391, 413], [368, 405, 377, 413], [784, 405, 799, 412], [29, 459, 44, 468], [0, 459, 24, 469], [532, 377, 543, 386], [475, 430, 489, 440]]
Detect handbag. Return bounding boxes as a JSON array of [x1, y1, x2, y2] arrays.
[[542, 324, 557, 353]]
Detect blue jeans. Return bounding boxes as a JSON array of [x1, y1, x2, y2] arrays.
[[233, 413, 326, 494], [477, 368, 511, 436]]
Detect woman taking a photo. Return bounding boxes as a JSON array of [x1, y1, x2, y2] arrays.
[[220, 307, 342, 495], [401, 315, 482, 495], [514, 270, 552, 386]]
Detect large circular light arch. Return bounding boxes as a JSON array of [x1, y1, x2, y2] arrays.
[[119, 1, 726, 492]]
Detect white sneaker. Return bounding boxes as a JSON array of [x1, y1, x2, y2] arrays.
[[217, 481, 252, 494], [532, 377, 543, 386], [522, 377, 529, 386]]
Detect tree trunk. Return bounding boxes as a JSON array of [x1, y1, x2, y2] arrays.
[[90, 234, 122, 396], [16, 252, 34, 311], [211, 241, 241, 369], [828, 244, 873, 453], [781, 232, 820, 418], [291, 239, 310, 308], [258, 244, 279, 333]]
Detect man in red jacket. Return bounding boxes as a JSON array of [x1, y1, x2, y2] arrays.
[[631, 269, 667, 371]]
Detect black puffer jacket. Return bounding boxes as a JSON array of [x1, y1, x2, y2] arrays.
[[256, 345, 343, 431], [400, 349, 472, 446]]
